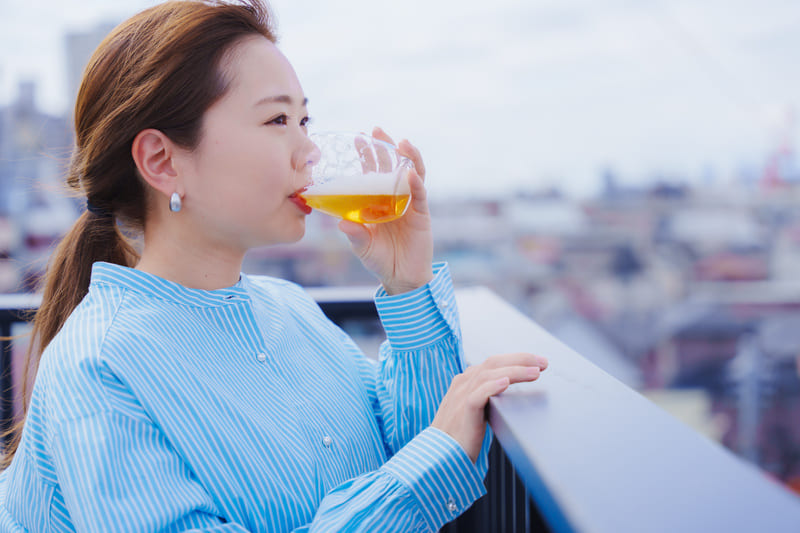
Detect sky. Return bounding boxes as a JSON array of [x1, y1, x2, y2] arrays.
[[1, 0, 799, 198]]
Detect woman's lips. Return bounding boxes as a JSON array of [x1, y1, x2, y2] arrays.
[[289, 189, 312, 214]]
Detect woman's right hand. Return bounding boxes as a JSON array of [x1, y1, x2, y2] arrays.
[[431, 352, 548, 463]]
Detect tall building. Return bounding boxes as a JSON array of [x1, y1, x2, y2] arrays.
[[64, 22, 117, 120]]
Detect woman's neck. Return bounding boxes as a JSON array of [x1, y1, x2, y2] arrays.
[[136, 224, 245, 291]]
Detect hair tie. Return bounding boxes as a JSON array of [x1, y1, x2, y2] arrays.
[[86, 202, 113, 219]]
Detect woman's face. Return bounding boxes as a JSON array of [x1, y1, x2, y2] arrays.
[[176, 35, 316, 252]]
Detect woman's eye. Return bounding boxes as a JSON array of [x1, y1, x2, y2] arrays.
[[300, 116, 312, 127], [266, 114, 288, 126]]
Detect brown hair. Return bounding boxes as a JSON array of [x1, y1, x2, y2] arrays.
[[2, 0, 276, 467]]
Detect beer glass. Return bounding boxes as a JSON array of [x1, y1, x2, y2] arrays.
[[298, 132, 414, 224]]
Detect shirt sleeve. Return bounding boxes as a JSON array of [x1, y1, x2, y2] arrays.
[[297, 427, 486, 532], [372, 262, 490, 476], [371, 262, 462, 451]]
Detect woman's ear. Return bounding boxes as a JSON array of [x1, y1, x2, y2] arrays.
[[132, 129, 183, 197]]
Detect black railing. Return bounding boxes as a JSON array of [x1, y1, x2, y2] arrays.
[[454, 287, 800, 533], [0, 293, 38, 443]]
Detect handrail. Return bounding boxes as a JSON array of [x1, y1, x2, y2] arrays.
[[455, 286, 800, 532]]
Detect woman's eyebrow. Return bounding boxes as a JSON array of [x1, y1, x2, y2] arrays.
[[253, 95, 309, 107]]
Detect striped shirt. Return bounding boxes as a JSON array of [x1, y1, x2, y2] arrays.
[[0, 261, 488, 532]]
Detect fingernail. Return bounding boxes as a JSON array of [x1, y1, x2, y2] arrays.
[[496, 377, 510, 388], [527, 367, 540, 378]]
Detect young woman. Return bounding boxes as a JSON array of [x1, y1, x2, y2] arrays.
[[0, 1, 547, 530]]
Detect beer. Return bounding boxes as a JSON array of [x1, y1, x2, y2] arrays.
[[302, 193, 411, 223], [302, 132, 415, 224], [300, 171, 411, 224]]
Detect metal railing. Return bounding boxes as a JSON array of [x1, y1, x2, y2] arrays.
[[454, 287, 800, 533], [0, 292, 39, 441]]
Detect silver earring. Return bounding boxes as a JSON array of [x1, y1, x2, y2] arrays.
[[169, 192, 182, 213]]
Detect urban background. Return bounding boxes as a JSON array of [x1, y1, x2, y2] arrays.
[[2, 3, 800, 499]]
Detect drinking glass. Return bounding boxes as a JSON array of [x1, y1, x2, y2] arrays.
[[298, 132, 414, 224]]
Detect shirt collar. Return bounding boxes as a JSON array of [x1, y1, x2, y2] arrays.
[[89, 261, 251, 307]]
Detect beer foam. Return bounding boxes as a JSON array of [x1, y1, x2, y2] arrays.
[[304, 171, 405, 195]]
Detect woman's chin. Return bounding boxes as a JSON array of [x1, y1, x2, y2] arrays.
[[280, 219, 307, 245], [252, 218, 307, 249]]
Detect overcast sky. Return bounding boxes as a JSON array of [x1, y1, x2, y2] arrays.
[[1, 0, 799, 198]]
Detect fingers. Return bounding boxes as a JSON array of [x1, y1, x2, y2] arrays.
[[398, 139, 426, 180], [458, 356, 546, 409], [479, 352, 548, 371], [488, 365, 541, 384], [337, 219, 372, 252], [355, 136, 376, 173], [371, 127, 394, 173], [464, 364, 540, 397], [407, 169, 429, 215], [375, 143, 393, 173], [372, 126, 395, 146], [373, 127, 425, 179], [472, 376, 511, 405]]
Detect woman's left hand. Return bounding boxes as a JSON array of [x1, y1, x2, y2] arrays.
[[338, 127, 433, 295]]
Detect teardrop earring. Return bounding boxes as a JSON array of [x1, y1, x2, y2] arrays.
[[169, 192, 182, 213]]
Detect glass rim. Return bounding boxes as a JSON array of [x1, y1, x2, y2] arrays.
[[308, 131, 414, 166]]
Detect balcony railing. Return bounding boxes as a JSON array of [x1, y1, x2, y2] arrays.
[[3, 287, 800, 532]]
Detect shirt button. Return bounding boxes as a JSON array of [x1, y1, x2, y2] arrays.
[[322, 436, 333, 448], [256, 353, 267, 362], [446, 498, 457, 513]]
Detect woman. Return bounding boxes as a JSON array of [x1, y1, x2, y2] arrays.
[[0, 1, 547, 530]]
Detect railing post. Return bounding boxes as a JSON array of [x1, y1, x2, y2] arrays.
[[1, 318, 13, 451]]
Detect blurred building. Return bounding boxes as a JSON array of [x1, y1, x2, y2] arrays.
[[0, 81, 75, 291], [0, 81, 70, 215], [64, 22, 117, 119], [0, 22, 119, 292]]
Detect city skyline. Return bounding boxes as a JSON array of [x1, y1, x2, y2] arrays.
[[1, 0, 799, 198]]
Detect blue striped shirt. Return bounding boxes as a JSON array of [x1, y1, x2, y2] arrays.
[[0, 261, 489, 531]]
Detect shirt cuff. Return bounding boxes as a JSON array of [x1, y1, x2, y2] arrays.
[[374, 262, 460, 351], [381, 427, 487, 531]]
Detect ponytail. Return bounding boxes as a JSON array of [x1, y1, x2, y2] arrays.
[[31, 211, 138, 362], [1, 212, 138, 468]]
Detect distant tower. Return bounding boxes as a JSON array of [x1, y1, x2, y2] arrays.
[[601, 166, 619, 199], [64, 22, 117, 119], [761, 107, 797, 188]]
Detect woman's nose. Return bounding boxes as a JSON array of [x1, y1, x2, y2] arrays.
[[293, 136, 321, 171]]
